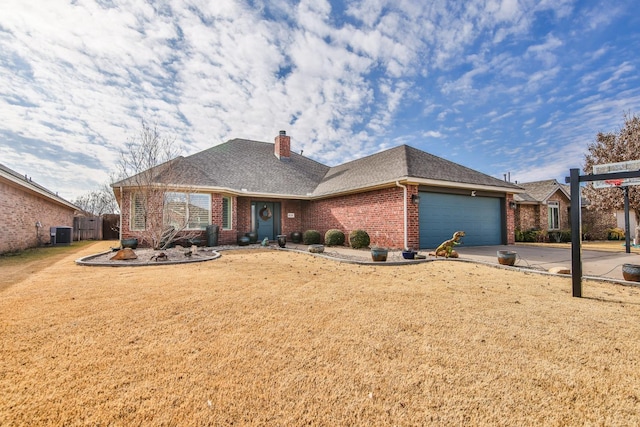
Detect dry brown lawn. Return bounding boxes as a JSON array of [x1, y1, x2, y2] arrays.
[[2, 241, 640, 426]]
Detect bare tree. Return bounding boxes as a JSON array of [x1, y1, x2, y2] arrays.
[[583, 112, 640, 228], [74, 182, 119, 215], [113, 120, 200, 249]]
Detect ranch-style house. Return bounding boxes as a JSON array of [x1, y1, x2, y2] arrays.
[[112, 131, 523, 249]]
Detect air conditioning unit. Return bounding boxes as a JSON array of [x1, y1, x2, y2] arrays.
[[50, 226, 72, 245]]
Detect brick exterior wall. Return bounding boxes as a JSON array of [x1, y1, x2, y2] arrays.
[[119, 186, 516, 250], [505, 194, 515, 245], [515, 190, 571, 232], [0, 181, 75, 254], [301, 186, 412, 249]]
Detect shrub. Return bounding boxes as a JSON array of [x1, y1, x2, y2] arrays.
[[607, 227, 625, 240], [302, 229, 322, 245], [324, 229, 345, 246], [349, 229, 370, 249], [515, 228, 542, 243]]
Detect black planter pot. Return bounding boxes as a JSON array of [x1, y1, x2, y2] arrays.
[[291, 231, 302, 244], [402, 250, 416, 260], [238, 236, 251, 246], [246, 231, 258, 244], [121, 238, 138, 249], [277, 234, 287, 248]]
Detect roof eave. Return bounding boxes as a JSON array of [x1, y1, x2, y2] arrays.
[[405, 177, 525, 194], [1, 171, 79, 212]]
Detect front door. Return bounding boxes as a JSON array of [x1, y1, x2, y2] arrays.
[[254, 202, 279, 241]]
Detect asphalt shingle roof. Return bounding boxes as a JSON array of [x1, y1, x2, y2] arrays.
[[514, 179, 570, 203], [113, 138, 523, 196]]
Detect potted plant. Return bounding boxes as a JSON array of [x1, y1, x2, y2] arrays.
[[371, 247, 388, 262]]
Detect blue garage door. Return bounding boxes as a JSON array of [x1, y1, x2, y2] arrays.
[[419, 192, 503, 248]]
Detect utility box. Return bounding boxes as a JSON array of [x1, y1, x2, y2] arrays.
[[50, 226, 72, 245], [206, 224, 219, 247]]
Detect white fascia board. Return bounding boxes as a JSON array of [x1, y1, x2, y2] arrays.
[[402, 177, 525, 194]]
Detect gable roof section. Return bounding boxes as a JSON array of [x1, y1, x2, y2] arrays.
[[171, 139, 329, 197], [514, 179, 570, 203], [314, 145, 522, 196], [113, 139, 523, 197], [0, 163, 79, 211]]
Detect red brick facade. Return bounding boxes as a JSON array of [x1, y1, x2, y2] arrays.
[[505, 194, 516, 245], [0, 180, 75, 254], [120, 185, 516, 249], [301, 186, 413, 249], [515, 190, 571, 232]]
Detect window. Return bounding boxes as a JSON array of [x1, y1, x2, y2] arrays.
[[131, 192, 146, 231], [222, 196, 232, 230], [548, 201, 559, 230], [164, 192, 211, 230]]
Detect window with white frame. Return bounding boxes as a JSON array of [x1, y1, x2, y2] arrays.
[[164, 192, 211, 230], [548, 201, 560, 230], [222, 196, 232, 230], [131, 192, 146, 231]]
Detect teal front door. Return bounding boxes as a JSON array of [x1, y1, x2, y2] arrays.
[[254, 202, 280, 241]]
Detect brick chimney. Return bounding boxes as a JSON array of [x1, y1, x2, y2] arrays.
[[274, 130, 291, 160]]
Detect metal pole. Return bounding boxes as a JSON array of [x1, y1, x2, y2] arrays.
[[624, 186, 631, 253], [569, 169, 582, 298]]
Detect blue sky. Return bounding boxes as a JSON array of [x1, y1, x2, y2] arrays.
[[1, 0, 639, 201]]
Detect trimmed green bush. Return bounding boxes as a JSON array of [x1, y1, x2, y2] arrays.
[[303, 229, 322, 245], [349, 229, 370, 249], [324, 229, 345, 246]]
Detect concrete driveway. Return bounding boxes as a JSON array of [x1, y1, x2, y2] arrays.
[[458, 244, 640, 281]]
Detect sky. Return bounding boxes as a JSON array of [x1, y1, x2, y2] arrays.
[[1, 0, 639, 202]]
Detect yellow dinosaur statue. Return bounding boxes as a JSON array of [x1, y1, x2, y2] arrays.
[[429, 231, 465, 258]]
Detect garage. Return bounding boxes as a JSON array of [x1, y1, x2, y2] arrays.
[[418, 192, 504, 248]]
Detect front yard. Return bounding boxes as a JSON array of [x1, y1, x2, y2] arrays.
[[2, 241, 640, 425]]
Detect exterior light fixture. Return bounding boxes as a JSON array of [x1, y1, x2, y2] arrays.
[[411, 194, 421, 204], [509, 201, 517, 209]]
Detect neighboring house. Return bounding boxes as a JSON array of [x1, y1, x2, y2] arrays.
[[514, 179, 572, 235], [514, 179, 618, 240], [0, 163, 80, 254], [112, 131, 523, 249]]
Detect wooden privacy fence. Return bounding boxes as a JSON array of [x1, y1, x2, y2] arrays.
[[73, 216, 102, 241]]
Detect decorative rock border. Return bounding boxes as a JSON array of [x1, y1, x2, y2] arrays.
[[76, 248, 221, 267]]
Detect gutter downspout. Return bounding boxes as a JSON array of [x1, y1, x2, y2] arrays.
[[396, 181, 408, 250], [119, 186, 123, 243]]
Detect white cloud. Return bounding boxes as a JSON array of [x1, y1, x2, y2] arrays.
[[0, 0, 638, 199]]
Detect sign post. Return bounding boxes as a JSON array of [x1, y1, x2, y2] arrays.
[[566, 166, 640, 297]]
